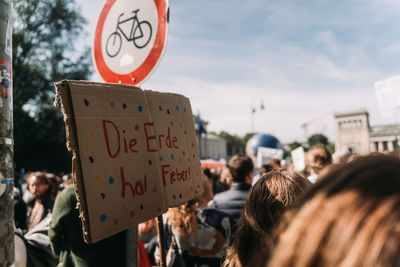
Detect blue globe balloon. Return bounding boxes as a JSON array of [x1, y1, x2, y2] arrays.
[[246, 133, 281, 156]]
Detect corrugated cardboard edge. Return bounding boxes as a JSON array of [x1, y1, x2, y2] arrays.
[[54, 80, 92, 243]]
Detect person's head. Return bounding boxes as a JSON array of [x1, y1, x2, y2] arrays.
[[259, 164, 273, 176], [268, 155, 400, 267], [26, 172, 50, 199], [269, 158, 281, 170], [305, 145, 332, 175], [225, 171, 310, 267], [220, 167, 233, 187], [228, 154, 254, 184]]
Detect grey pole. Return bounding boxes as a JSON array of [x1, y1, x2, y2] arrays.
[[0, 0, 14, 266]]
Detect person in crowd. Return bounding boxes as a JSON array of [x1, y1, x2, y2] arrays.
[[223, 171, 310, 267], [268, 158, 281, 171], [167, 177, 234, 267], [204, 168, 229, 195], [219, 167, 233, 189], [267, 154, 400, 267], [26, 172, 56, 231], [305, 145, 332, 183], [139, 218, 158, 266], [49, 184, 126, 266], [252, 164, 273, 186], [209, 154, 254, 225]]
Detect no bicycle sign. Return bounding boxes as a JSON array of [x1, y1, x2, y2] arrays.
[[93, 0, 169, 85]]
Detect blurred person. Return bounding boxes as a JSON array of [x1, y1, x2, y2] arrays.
[[223, 171, 310, 267], [26, 172, 55, 231], [268, 155, 400, 267], [209, 154, 254, 225], [252, 164, 273, 186], [139, 218, 158, 265], [305, 145, 332, 183], [268, 158, 281, 171], [167, 177, 234, 267], [220, 167, 233, 188], [49, 184, 126, 266], [204, 167, 228, 195]]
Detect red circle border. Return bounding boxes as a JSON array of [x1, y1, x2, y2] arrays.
[[93, 0, 168, 85]]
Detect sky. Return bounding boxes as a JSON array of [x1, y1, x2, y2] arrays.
[[77, 0, 400, 143]]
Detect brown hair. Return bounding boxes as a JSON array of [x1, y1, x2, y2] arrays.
[[306, 145, 332, 174], [224, 171, 311, 267], [228, 154, 254, 183], [268, 155, 400, 267]]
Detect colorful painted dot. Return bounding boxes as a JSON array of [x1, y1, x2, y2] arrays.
[[172, 194, 176, 199], [138, 105, 143, 112], [122, 205, 127, 211], [89, 156, 94, 164], [179, 193, 182, 199], [90, 133, 96, 140], [160, 156, 163, 162], [167, 109, 170, 114], [195, 190, 198, 195], [158, 105, 163, 111], [171, 154, 174, 160], [101, 103, 105, 108], [100, 193, 105, 199], [133, 162, 139, 167], [109, 176, 114, 184], [153, 186, 158, 193], [191, 142, 194, 147], [130, 211, 135, 217], [140, 204, 144, 210], [148, 160, 152, 165], [184, 107, 187, 112], [183, 151, 186, 156], [176, 106, 179, 111], [149, 102, 153, 107], [110, 102, 115, 107], [178, 159, 182, 163], [122, 103, 127, 109], [100, 214, 106, 222], [184, 130, 187, 134], [170, 121, 174, 126], [193, 154, 195, 158], [134, 124, 139, 131], [84, 99, 89, 106], [96, 176, 101, 182]]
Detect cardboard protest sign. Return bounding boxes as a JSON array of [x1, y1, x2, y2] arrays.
[[54, 80, 203, 243]]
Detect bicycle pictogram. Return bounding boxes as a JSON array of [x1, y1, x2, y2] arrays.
[[106, 9, 152, 58]]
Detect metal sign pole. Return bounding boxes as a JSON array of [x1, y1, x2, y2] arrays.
[[0, 0, 14, 265]]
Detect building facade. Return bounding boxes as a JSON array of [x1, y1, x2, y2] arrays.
[[334, 109, 400, 154]]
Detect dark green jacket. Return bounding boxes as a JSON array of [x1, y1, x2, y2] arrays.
[[49, 185, 126, 267]]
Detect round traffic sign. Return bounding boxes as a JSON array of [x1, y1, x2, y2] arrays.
[[93, 0, 168, 85]]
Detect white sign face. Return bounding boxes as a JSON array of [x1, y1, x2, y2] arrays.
[[101, 0, 157, 74], [374, 76, 400, 119], [256, 147, 284, 168], [291, 146, 305, 172]]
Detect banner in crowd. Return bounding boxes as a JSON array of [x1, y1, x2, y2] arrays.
[[55, 80, 203, 243]]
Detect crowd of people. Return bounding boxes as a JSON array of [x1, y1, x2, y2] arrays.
[[11, 145, 400, 267]]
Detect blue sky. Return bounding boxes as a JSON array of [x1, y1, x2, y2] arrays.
[[78, 0, 400, 143]]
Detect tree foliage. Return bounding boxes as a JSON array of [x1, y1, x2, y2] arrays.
[[13, 0, 92, 172], [307, 133, 329, 147]]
